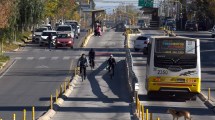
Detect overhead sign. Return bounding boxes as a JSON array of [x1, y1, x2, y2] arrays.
[[138, 0, 154, 7]]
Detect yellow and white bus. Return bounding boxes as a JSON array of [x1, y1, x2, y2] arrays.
[[146, 36, 201, 100]]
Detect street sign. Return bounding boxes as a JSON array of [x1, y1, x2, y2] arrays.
[[138, 0, 154, 7]]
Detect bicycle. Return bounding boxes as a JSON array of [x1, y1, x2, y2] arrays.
[[79, 66, 86, 81], [89, 58, 95, 70], [107, 65, 114, 79]]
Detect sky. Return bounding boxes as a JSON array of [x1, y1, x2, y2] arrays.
[[94, 0, 139, 14]]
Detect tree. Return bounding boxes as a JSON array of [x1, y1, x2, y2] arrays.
[[0, 0, 13, 28]]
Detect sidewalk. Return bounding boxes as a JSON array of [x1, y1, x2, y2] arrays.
[[52, 57, 132, 120]]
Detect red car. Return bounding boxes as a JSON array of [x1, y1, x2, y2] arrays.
[[55, 33, 74, 49]]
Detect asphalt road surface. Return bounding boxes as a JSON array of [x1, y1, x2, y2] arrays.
[[0, 32, 87, 119], [129, 30, 215, 120]]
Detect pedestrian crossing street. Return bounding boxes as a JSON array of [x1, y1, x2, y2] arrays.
[[12, 56, 125, 61]]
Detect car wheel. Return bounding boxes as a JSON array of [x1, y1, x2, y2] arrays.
[[71, 46, 73, 49], [212, 35, 215, 38]]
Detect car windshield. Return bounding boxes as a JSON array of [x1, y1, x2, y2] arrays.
[[42, 32, 57, 36], [136, 36, 148, 40], [57, 34, 70, 38], [57, 26, 71, 31], [35, 28, 47, 32]]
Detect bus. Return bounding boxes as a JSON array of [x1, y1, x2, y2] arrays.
[[146, 36, 201, 100]]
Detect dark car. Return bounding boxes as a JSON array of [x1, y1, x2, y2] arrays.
[[185, 21, 198, 31], [55, 33, 74, 49]]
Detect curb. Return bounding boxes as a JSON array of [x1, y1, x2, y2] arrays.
[[37, 75, 80, 120], [82, 33, 94, 47], [198, 92, 215, 110]]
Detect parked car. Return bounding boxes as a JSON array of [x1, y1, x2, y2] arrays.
[[39, 30, 57, 46], [185, 21, 198, 31], [32, 27, 48, 43], [55, 33, 74, 49], [134, 35, 149, 54], [65, 20, 80, 36], [56, 25, 75, 38]]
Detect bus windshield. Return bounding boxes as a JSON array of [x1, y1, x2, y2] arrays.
[[155, 39, 196, 54]]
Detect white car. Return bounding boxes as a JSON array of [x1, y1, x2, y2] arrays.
[[134, 35, 149, 54], [39, 30, 57, 46], [56, 25, 75, 38], [41, 24, 52, 30]]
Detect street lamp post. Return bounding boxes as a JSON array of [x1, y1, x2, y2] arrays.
[[180, 13, 183, 30]]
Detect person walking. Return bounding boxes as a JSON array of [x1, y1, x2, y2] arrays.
[[107, 54, 116, 76], [88, 48, 95, 69], [48, 34, 52, 50], [77, 54, 88, 80]]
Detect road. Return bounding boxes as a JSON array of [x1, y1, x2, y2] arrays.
[[52, 29, 133, 120], [0, 32, 87, 119], [129, 30, 215, 119]]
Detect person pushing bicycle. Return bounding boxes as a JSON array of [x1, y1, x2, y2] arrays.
[[77, 54, 88, 80], [107, 54, 116, 76], [88, 48, 95, 69]]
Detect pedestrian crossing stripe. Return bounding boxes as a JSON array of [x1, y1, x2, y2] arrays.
[[27, 57, 34, 60], [13, 56, 125, 61], [39, 57, 46, 60]]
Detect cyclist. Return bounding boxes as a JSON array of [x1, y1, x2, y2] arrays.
[[77, 54, 88, 80], [88, 48, 95, 69], [107, 54, 116, 76]]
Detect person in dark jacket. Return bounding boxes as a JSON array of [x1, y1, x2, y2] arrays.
[[48, 34, 52, 50], [77, 54, 88, 80], [107, 54, 116, 76], [88, 48, 95, 69]]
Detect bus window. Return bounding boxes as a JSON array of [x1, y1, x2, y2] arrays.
[[147, 43, 151, 65]]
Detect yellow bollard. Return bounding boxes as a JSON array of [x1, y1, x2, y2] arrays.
[[141, 105, 144, 120], [64, 81, 67, 92], [50, 94, 53, 109], [146, 109, 149, 120], [13, 113, 16, 120], [150, 113, 153, 120], [60, 85, 63, 94], [157, 117, 160, 120], [74, 68, 76, 75], [67, 78, 70, 88], [208, 88, 211, 100], [32, 106, 35, 120], [56, 89, 58, 103], [136, 92, 138, 113], [23, 109, 26, 120], [139, 101, 141, 117]]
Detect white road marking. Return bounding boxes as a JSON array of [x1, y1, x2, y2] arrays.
[[36, 65, 49, 68], [27, 57, 34, 60], [0, 60, 17, 79], [39, 57, 46, 60], [51, 57, 59, 60], [63, 56, 70, 60]]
